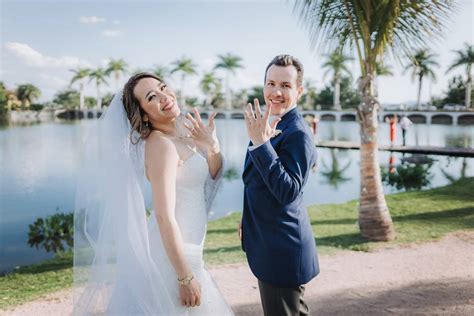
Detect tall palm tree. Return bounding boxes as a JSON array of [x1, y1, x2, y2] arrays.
[[171, 57, 198, 107], [322, 49, 353, 110], [152, 65, 169, 79], [200, 71, 222, 108], [105, 58, 128, 90], [446, 43, 474, 109], [303, 79, 318, 110], [88, 68, 108, 109], [404, 49, 438, 110], [70, 68, 90, 110], [16, 84, 41, 110], [214, 53, 244, 110], [295, 0, 453, 241]]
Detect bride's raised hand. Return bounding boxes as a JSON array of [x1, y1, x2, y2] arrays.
[[185, 108, 220, 155]]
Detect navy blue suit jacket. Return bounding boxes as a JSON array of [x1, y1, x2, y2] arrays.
[[242, 107, 319, 287]]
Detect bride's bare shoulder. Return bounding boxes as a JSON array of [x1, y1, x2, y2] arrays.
[[145, 131, 178, 158]]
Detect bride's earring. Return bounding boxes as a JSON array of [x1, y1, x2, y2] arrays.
[[143, 115, 149, 128]]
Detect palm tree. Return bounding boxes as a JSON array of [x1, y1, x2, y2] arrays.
[[375, 61, 394, 77], [105, 58, 128, 90], [321, 49, 353, 110], [303, 79, 318, 110], [295, 0, 453, 241], [152, 65, 170, 79], [88, 68, 108, 109], [214, 53, 244, 110], [200, 71, 222, 108], [70, 68, 90, 110], [404, 49, 439, 110], [16, 84, 41, 110], [171, 57, 198, 107], [446, 43, 474, 109]]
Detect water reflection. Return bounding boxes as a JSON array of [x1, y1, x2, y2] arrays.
[[319, 149, 352, 189], [440, 156, 469, 183], [445, 134, 472, 148], [382, 153, 434, 191], [223, 166, 240, 181], [1, 119, 473, 273]]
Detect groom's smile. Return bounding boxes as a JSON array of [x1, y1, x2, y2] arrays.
[[264, 64, 304, 117]]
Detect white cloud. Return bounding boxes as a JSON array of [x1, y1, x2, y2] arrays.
[[113, 20, 121, 25], [101, 30, 122, 37], [79, 16, 106, 24], [5, 42, 92, 68], [39, 74, 69, 88]]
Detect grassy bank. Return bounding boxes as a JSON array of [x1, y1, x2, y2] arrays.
[[204, 177, 474, 263], [1, 178, 473, 309]]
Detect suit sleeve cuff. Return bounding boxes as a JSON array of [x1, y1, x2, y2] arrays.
[[248, 140, 278, 168], [248, 140, 268, 151]]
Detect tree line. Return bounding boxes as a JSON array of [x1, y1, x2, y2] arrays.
[[1, 42, 472, 118]]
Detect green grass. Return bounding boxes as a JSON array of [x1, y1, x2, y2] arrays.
[[1, 178, 473, 310], [0, 251, 72, 309], [204, 177, 474, 262]]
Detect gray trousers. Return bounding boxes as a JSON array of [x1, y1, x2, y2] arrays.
[[258, 279, 309, 316]]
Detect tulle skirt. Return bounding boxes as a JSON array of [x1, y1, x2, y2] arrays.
[[106, 215, 233, 315]]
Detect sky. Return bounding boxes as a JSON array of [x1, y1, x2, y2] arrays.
[[1, 0, 473, 105]]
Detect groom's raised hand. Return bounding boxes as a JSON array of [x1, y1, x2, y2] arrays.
[[244, 98, 280, 146]]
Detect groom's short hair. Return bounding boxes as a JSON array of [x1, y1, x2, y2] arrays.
[[264, 54, 304, 87]]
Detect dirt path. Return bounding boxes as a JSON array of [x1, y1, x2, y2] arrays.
[[2, 232, 473, 315]]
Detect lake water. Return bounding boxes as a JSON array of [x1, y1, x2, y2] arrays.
[[1, 118, 473, 273]]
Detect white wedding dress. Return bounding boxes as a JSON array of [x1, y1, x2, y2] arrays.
[[145, 152, 234, 315], [104, 151, 233, 315], [73, 92, 233, 315]]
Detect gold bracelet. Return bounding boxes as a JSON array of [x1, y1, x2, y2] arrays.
[[177, 274, 194, 286]]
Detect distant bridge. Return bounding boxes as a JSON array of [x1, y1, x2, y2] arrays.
[[56, 109, 474, 125]]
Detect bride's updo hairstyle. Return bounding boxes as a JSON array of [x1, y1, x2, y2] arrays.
[[122, 72, 164, 144]]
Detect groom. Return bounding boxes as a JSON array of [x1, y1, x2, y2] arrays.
[[240, 54, 319, 315]]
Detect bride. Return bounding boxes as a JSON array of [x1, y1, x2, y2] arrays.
[[73, 73, 234, 315]]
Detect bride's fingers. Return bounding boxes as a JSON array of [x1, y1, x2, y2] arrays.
[[186, 113, 200, 131], [190, 295, 196, 307], [209, 112, 217, 130], [183, 123, 197, 138], [192, 107, 207, 130]]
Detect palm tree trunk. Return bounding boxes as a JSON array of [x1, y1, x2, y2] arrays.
[[417, 76, 423, 110], [357, 74, 395, 241], [115, 72, 120, 91], [334, 76, 341, 111], [305, 93, 312, 110], [79, 82, 85, 110], [225, 71, 231, 110], [465, 73, 472, 109], [96, 83, 102, 109]]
